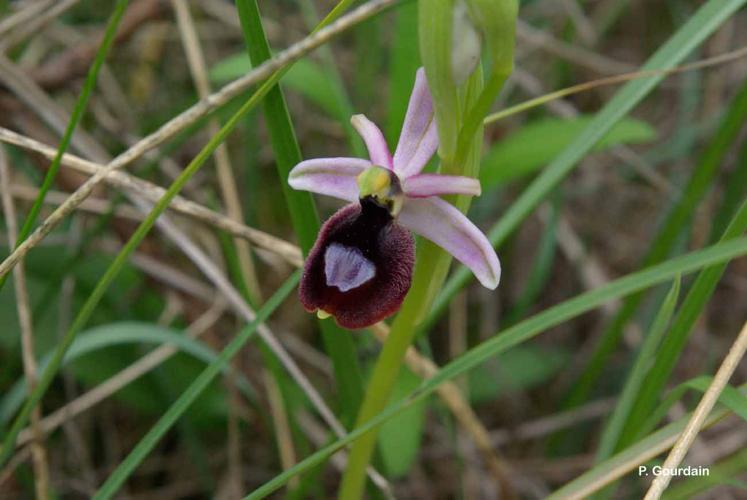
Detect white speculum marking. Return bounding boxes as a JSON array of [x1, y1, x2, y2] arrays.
[[324, 243, 375, 292]]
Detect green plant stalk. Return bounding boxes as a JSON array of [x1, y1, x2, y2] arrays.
[[595, 277, 680, 462], [340, 0, 744, 476], [339, 59, 491, 499], [248, 237, 747, 499], [0, 63, 289, 468], [618, 199, 747, 447], [0, 0, 130, 293], [92, 271, 301, 500], [422, 0, 747, 335], [338, 243, 445, 498], [236, 0, 365, 424], [564, 75, 747, 412]]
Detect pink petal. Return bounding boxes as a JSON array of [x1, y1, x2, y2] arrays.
[[351, 114, 393, 169], [403, 174, 481, 198], [288, 158, 370, 202], [392, 68, 439, 178], [398, 197, 500, 289]]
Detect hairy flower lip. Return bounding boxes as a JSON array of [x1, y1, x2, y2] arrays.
[[299, 202, 414, 329], [290, 67, 501, 327]]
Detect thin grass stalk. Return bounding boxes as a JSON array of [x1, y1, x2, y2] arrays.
[[0, 64, 290, 467], [92, 271, 302, 499], [643, 321, 747, 499], [0, 0, 397, 284], [619, 199, 747, 447], [247, 237, 747, 498], [235, 0, 365, 424], [171, 0, 263, 303], [422, 0, 747, 338], [0, 147, 50, 499], [662, 446, 747, 499], [595, 277, 680, 462], [547, 404, 736, 500], [566, 76, 747, 413], [0, 0, 130, 292]]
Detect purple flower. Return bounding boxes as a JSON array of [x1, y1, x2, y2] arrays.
[[289, 68, 500, 328]]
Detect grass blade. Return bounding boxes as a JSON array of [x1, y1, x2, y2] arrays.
[[620, 199, 747, 447], [548, 397, 740, 500], [245, 237, 747, 498], [0, 0, 130, 292], [0, 54, 296, 468], [595, 277, 680, 461], [566, 76, 747, 411], [235, 0, 364, 424], [425, 0, 747, 334], [641, 376, 747, 435], [92, 271, 301, 500], [0, 322, 260, 426]]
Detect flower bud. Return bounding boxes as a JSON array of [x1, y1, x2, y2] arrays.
[[419, 0, 517, 163], [419, 0, 460, 161], [464, 0, 517, 76], [450, 1, 482, 86], [299, 201, 415, 329]]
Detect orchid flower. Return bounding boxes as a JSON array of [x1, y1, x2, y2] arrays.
[[288, 68, 500, 329]]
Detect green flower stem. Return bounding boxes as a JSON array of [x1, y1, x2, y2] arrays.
[[340, 61, 493, 498], [250, 238, 747, 499], [338, 242, 441, 498]]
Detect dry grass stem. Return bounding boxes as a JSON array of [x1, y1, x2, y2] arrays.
[[643, 321, 747, 499], [0, 0, 79, 50], [0, 146, 51, 500], [517, 19, 632, 74], [15, 298, 230, 450], [10, 183, 143, 221], [0, 127, 304, 267], [370, 322, 515, 495], [295, 410, 395, 499], [558, 408, 733, 500], [0, 0, 396, 283], [171, 0, 262, 302]]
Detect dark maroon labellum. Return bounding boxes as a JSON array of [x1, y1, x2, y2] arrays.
[[299, 197, 415, 329]]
